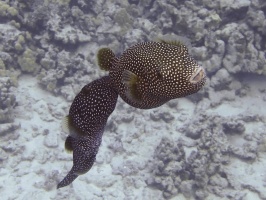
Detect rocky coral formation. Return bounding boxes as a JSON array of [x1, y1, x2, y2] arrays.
[[147, 113, 266, 199], [0, 0, 105, 102], [146, 137, 185, 198], [0, 0, 265, 104], [0, 77, 17, 123]]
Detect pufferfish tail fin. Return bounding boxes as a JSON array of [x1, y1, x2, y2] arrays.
[[121, 70, 142, 104], [97, 48, 115, 71]]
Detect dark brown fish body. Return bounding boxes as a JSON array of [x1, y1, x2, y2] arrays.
[[98, 41, 206, 109], [57, 76, 118, 189]]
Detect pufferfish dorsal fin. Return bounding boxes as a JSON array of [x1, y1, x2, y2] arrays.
[[61, 116, 87, 138], [97, 48, 115, 71], [158, 39, 184, 47], [159, 39, 189, 55], [121, 70, 142, 103], [156, 34, 191, 53], [64, 136, 73, 153]]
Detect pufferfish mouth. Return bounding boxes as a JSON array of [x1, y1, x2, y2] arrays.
[[189, 66, 206, 84]]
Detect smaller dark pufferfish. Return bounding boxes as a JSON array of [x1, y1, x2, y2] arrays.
[[57, 76, 118, 189], [97, 40, 206, 109]]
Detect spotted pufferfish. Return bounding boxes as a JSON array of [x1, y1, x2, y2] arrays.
[[98, 39, 206, 109], [57, 76, 118, 189], [57, 39, 206, 188]]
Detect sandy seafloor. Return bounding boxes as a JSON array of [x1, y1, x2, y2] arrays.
[[3, 75, 265, 200], [0, 0, 266, 200]]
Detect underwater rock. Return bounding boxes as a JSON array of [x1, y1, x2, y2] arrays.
[[34, 169, 60, 191], [179, 113, 208, 139], [128, 0, 139, 5], [247, 7, 266, 35], [221, 23, 266, 76], [157, 1, 208, 42], [0, 77, 16, 123], [210, 68, 232, 90], [114, 8, 133, 28], [222, 119, 245, 134], [135, 18, 154, 34], [53, 25, 91, 45], [156, 11, 173, 30], [123, 29, 147, 46], [40, 50, 57, 70], [37, 50, 93, 97], [0, 1, 18, 18], [190, 46, 208, 62], [0, 24, 21, 52], [111, 159, 140, 176], [113, 113, 135, 124], [179, 180, 194, 198], [154, 138, 185, 164], [219, 0, 250, 24], [18, 48, 41, 74], [229, 80, 242, 91], [43, 132, 59, 148], [208, 89, 235, 107], [148, 112, 264, 199], [192, 39, 224, 75], [0, 52, 12, 69], [0, 147, 9, 168], [146, 137, 186, 198], [0, 122, 20, 136], [166, 100, 178, 109], [209, 174, 228, 188], [150, 110, 175, 123], [107, 137, 124, 153], [229, 142, 258, 161]]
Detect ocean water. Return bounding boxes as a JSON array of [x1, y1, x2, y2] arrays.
[[0, 0, 266, 200]]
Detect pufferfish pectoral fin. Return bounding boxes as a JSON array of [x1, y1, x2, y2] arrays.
[[121, 70, 142, 104], [64, 136, 73, 153], [97, 48, 115, 71], [61, 115, 87, 138]]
